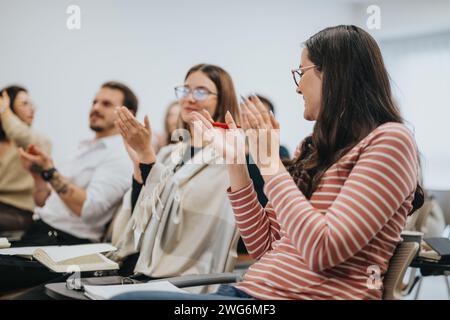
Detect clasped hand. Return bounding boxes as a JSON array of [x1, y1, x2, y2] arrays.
[[191, 95, 282, 175]]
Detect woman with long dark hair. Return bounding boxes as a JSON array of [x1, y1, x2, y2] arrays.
[[221, 25, 424, 300], [114, 25, 423, 300]]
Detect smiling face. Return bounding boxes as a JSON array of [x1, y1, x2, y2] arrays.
[[13, 91, 35, 126], [179, 71, 218, 125], [89, 87, 124, 135], [296, 48, 323, 121]]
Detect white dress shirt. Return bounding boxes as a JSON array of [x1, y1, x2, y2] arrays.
[[35, 134, 132, 241]]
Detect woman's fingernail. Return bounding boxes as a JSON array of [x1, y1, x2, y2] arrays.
[[269, 110, 275, 117], [239, 95, 246, 104]]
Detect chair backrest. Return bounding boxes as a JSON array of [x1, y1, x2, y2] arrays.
[[383, 241, 419, 300], [101, 202, 124, 243], [101, 189, 133, 244], [409, 199, 434, 232], [406, 196, 446, 237]]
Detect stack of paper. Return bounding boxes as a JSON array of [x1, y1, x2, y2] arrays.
[[84, 280, 189, 300], [0, 238, 11, 249]]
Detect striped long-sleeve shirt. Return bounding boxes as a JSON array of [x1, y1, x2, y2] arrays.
[[228, 122, 419, 300]]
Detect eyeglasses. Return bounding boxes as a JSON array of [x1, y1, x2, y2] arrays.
[[174, 86, 218, 101], [291, 65, 318, 86]]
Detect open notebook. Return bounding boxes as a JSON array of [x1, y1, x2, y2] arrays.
[[0, 238, 11, 249], [421, 237, 450, 263], [84, 280, 189, 300], [0, 243, 118, 273]]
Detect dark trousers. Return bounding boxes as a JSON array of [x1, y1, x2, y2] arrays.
[[0, 202, 33, 232], [14, 219, 92, 247], [0, 220, 91, 294]]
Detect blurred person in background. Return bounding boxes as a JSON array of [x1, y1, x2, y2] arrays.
[[153, 101, 181, 153], [0, 86, 51, 233]]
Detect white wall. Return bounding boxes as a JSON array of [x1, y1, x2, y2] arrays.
[[350, 0, 450, 190], [351, 0, 450, 40], [0, 0, 355, 163]]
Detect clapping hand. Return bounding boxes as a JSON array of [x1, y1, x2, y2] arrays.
[[0, 90, 11, 114], [240, 95, 281, 175], [115, 106, 156, 164], [191, 109, 246, 165], [19, 144, 54, 181]]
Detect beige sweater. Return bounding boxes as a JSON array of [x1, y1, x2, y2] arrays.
[[0, 111, 51, 211], [110, 142, 240, 293]]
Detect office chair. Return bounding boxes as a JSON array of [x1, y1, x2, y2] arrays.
[[382, 241, 420, 300]]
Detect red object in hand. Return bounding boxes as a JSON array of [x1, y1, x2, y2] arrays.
[[211, 122, 241, 129], [28, 145, 40, 155]]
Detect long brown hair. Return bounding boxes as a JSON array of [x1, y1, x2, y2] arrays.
[[181, 64, 240, 129], [0, 85, 28, 141], [285, 25, 424, 214]]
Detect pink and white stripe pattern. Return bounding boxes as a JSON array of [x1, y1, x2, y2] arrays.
[[228, 122, 419, 300]]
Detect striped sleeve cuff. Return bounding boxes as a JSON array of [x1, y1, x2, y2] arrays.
[[227, 181, 255, 202]]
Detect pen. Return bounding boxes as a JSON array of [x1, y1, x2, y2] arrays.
[[211, 122, 241, 129]]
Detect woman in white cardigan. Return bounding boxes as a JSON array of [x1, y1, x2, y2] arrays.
[[110, 64, 242, 293]]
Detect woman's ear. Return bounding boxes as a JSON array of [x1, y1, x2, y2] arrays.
[[315, 69, 323, 80]]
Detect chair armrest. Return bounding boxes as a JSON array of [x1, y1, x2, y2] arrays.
[[45, 272, 245, 299], [151, 271, 244, 288]]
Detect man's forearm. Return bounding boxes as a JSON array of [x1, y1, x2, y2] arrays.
[[48, 171, 86, 216], [33, 178, 51, 207]]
